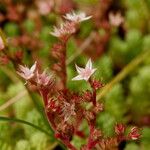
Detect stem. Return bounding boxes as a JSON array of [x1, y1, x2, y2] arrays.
[[88, 79, 97, 106], [93, 89, 96, 106], [97, 50, 150, 101], [40, 90, 57, 130], [63, 140, 77, 150], [62, 41, 67, 89]]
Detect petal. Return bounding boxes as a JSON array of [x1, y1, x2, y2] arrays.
[[72, 75, 83, 81], [30, 61, 37, 72], [75, 64, 84, 74], [83, 76, 90, 81], [82, 16, 92, 21], [19, 65, 26, 71], [91, 68, 97, 75], [86, 58, 92, 70]]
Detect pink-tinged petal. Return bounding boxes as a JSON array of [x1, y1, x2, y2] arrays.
[[86, 58, 92, 70], [19, 65, 26, 71], [72, 75, 83, 81], [30, 61, 37, 72], [0, 36, 5, 51], [64, 11, 92, 23], [91, 68, 97, 75], [82, 16, 92, 21], [83, 76, 90, 81], [75, 64, 84, 74]]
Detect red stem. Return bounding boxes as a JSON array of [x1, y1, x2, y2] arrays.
[[61, 41, 67, 89]]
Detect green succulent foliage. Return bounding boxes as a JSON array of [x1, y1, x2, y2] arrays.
[[0, 122, 11, 141], [1, 83, 33, 119], [15, 140, 31, 150], [0, 122, 13, 150], [23, 19, 35, 34], [140, 127, 150, 150], [23, 108, 50, 138], [125, 0, 149, 30], [79, 21, 94, 38], [95, 55, 113, 82], [104, 84, 126, 120], [74, 0, 98, 5], [127, 65, 150, 119], [97, 112, 116, 137], [72, 136, 86, 149], [109, 29, 144, 67], [109, 36, 128, 67], [0, 70, 11, 91], [30, 132, 51, 150], [125, 143, 139, 150], [67, 38, 78, 58], [4, 23, 20, 37], [143, 35, 150, 49], [0, 140, 13, 150], [125, 30, 143, 62]]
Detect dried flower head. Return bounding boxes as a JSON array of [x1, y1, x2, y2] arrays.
[[72, 59, 97, 81], [50, 22, 76, 40], [17, 61, 37, 80], [36, 70, 53, 87], [109, 12, 124, 27], [60, 101, 76, 122], [64, 11, 92, 23]]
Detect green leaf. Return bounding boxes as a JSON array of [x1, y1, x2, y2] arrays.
[[0, 116, 50, 137]]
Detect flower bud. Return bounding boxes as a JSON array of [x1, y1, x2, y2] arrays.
[[128, 127, 140, 140], [115, 123, 125, 135]]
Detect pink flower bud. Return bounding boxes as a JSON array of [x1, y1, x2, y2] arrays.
[[90, 79, 104, 90], [128, 127, 141, 140], [115, 123, 125, 135]]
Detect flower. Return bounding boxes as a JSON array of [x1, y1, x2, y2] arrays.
[[61, 101, 76, 121], [0, 35, 5, 51], [72, 59, 96, 81], [109, 12, 124, 27], [128, 127, 141, 140], [50, 22, 76, 39], [64, 11, 92, 23], [17, 61, 37, 80], [36, 70, 53, 87]]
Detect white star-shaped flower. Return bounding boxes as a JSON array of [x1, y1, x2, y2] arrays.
[[72, 59, 96, 81], [17, 61, 37, 80], [64, 11, 92, 23]]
